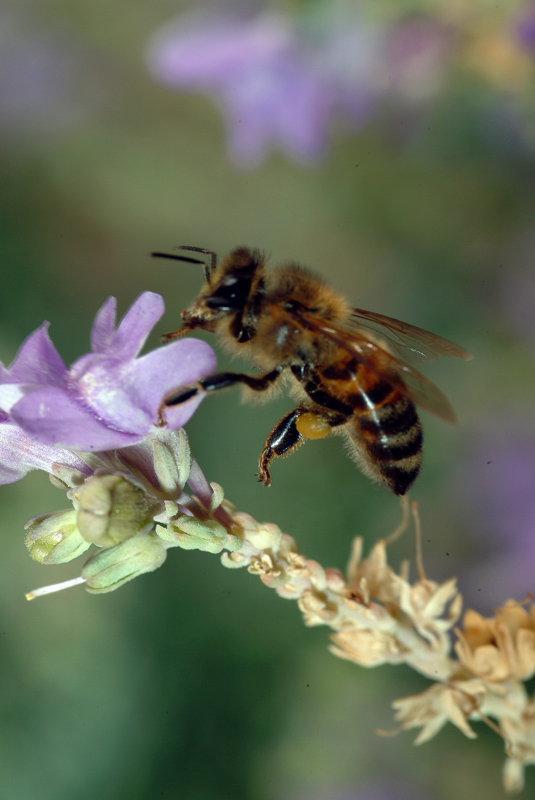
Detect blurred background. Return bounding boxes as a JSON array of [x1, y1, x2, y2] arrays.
[[1, 0, 535, 798]]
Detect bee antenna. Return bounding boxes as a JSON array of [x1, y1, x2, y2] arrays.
[[151, 245, 217, 282], [151, 251, 205, 265]]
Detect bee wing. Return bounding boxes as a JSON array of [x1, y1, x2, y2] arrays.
[[350, 308, 473, 366], [295, 311, 463, 423]]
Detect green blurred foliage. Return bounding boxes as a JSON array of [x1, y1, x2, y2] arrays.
[[1, 1, 535, 799]]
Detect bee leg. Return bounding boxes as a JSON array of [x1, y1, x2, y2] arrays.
[[157, 367, 284, 424], [258, 408, 349, 486], [258, 407, 309, 487]]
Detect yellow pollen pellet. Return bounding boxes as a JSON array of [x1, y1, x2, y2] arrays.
[[296, 413, 332, 440]]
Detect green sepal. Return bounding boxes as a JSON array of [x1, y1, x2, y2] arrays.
[[76, 475, 159, 548], [25, 509, 91, 564], [171, 517, 242, 554], [82, 532, 167, 593]]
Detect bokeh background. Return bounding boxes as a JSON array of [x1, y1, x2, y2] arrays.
[[1, 1, 535, 798]]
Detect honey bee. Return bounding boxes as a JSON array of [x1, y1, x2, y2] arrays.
[[153, 246, 472, 495]]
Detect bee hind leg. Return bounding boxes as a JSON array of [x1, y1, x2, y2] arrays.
[[258, 408, 307, 487], [258, 405, 347, 486], [258, 407, 345, 486]]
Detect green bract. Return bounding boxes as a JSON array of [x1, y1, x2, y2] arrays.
[[82, 532, 168, 593], [76, 474, 160, 548], [25, 509, 90, 564]]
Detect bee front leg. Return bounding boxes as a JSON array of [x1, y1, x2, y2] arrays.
[[157, 367, 284, 426]]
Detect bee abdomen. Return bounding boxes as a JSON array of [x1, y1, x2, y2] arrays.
[[358, 396, 423, 496]]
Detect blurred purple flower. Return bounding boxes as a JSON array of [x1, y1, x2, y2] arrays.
[[0, 291, 216, 455], [146, 8, 460, 166], [300, 779, 431, 800], [517, 3, 535, 51], [456, 414, 535, 609], [0, 10, 106, 139], [499, 265, 535, 345], [147, 11, 382, 166], [386, 16, 453, 100]]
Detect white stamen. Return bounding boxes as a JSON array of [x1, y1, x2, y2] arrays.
[[26, 576, 86, 600]]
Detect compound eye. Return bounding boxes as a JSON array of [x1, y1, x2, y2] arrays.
[[284, 300, 306, 314], [206, 275, 250, 311]]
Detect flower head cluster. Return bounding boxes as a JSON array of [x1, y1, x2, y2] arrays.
[[455, 602, 535, 683], [24, 426, 236, 595], [391, 598, 535, 792], [145, 502, 535, 793], [0, 291, 223, 593]]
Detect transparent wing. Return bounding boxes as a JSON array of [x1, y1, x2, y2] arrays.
[[350, 308, 473, 366], [294, 311, 467, 423]]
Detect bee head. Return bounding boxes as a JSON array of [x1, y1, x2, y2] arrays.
[[156, 245, 265, 342]]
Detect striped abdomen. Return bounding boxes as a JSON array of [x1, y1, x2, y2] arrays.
[[319, 356, 423, 495], [355, 385, 422, 495]]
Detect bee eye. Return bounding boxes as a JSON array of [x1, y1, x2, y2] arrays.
[[284, 300, 305, 313], [206, 275, 250, 311]]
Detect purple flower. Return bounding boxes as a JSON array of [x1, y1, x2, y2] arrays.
[[456, 414, 535, 609], [298, 780, 430, 800], [386, 16, 453, 100], [148, 12, 333, 166], [499, 264, 535, 345], [146, 8, 461, 167], [0, 423, 93, 486], [0, 10, 106, 139], [517, 3, 535, 51], [147, 10, 383, 167], [0, 292, 216, 460]]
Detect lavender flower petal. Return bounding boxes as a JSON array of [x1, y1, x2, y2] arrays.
[[223, 54, 331, 165], [0, 322, 67, 386], [186, 457, 214, 508], [90, 292, 165, 360], [0, 422, 91, 485], [1, 291, 217, 450], [10, 387, 142, 450], [66, 337, 216, 441], [89, 296, 118, 354], [148, 13, 292, 89], [125, 338, 217, 430]]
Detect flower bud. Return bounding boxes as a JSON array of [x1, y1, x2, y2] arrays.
[[82, 532, 167, 593], [25, 509, 90, 564], [76, 475, 159, 548], [232, 513, 282, 551], [171, 517, 242, 554], [49, 463, 89, 490], [152, 428, 192, 496], [208, 482, 224, 512]]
